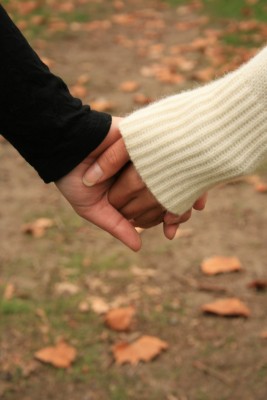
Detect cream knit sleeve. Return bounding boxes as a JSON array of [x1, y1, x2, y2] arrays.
[[119, 46, 267, 215]]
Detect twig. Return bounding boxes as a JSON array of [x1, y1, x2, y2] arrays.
[[193, 360, 232, 385]]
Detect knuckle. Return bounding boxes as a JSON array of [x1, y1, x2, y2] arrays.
[[103, 147, 118, 169]]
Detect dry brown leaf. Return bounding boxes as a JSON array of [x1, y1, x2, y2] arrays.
[[35, 340, 77, 368], [21, 218, 54, 238], [3, 283, 15, 300], [89, 296, 110, 314], [133, 93, 152, 105], [54, 282, 80, 296], [193, 68, 215, 82], [247, 279, 267, 291], [17, 1, 38, 15], [260, 330, 267, 339], [78, 300, 90, 313], [200, 256, 242, 275], [112, 335, 168, 365], [119, 81, 140, 92], [202, 298, 251, 317], [235, 175, 267, 192], [77, 74, 90, 85], [70, 84, 87, 98], [174, 228, 193, 239], [90, 98, 115, 112], [40, 57, 55, 68], [105, 306, 135, 331]]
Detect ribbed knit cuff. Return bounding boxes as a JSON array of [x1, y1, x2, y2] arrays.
[[120, 46, 267, 214]]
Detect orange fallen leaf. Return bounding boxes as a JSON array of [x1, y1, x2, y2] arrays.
[[202, 298, 251, 317], [90, 98, 115, 112], [119, 81, 140, 92], [235, 175, 267, 192], [3, 283, 15, 300], [17, 1, 38, 16], [174, 228, 193, 239], [21, 218, 54, 238], [200, 256, 242, 275], [70, 84, 87, 98], [112, 335, 168, 365], [40, 57, 55, 68], [54, 282, 80, 296], [105, 306, 135, 331], [192, 68, 215, 82], [89, 296, 110, 314], [35, 341, 77, 368], [247, 279, 267, 291], [133, 93, 152, 105], [260, 330, 267, 339]]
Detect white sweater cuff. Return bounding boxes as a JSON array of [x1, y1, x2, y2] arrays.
[[119, 46, 267, 214]]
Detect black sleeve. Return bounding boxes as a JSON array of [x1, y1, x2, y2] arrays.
[[0, 5, 112, 182]]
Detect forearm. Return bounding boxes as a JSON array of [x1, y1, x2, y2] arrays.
[[0, 5, 111, 182], [119, 46, 267, 214]]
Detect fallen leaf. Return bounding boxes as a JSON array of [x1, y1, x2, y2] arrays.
[[78, 300, 90, 313], [105, 306, 135, 331], [133, 93, 152, 105], [35, 340, 77, 368], [174, 228, 193, 239], [40, 57, 55, 68], [17, 1, 38, 15], [70, 84, 87, 98], [235, 175, 267, 192], [21, 218, 54, 238], [119, 81, 140, 92], [77, 74, 90, 85], [247, 279, 267, 291], [3, 283, 15, 300], [260, 330, 267, 339], [90, 98, 115, 112], [200, 256, 242, 275], [89, 296, 110, 314], [54, 282, 80, 296], [112, 335, 168, 365], [192, 68, 215, 82], [201, 298, 251, 317]]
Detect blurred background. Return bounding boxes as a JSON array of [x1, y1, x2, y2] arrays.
[[1, 1, 267, 399]]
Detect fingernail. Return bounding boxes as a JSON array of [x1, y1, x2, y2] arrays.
[[83, 162, 103, 186]]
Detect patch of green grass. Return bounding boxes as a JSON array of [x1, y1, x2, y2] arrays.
[[202, 0, 267, 22], [91, 254, 130, 272], [0, 299, 33, 315]]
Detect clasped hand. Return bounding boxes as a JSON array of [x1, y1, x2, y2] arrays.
[[56, 117, 207, 251]]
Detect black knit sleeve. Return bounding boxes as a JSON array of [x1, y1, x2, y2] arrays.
[[0, 5, 112, 182]]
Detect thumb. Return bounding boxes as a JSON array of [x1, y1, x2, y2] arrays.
[[83, 138, 130, 187]]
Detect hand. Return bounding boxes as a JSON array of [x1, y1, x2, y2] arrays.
[[55, 117, 142, 252], [83, 135, 208, 238]]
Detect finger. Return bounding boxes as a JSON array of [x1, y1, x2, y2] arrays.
[[83, 138, 129, 187], [163, 211, 180, 225], [130, 207, 165, 228], [178, 209, 192, 224], [163, 223, 180, 240], [115, 190, 161, 219], [81, 195, 142, 252], [108, 165, 146, 210], [193, 193, 208, 210]]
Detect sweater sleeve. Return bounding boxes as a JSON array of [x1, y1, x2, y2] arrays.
[[119, 46, 267, 215], [0, 5, 111, 183]]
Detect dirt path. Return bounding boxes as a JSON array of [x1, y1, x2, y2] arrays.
[[1, 1, 267, 399]]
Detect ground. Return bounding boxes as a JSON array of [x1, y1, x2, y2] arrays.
[[1, 1, 267, 399]]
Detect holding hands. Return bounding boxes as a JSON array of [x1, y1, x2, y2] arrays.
[[56, 117, 207, 251]]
